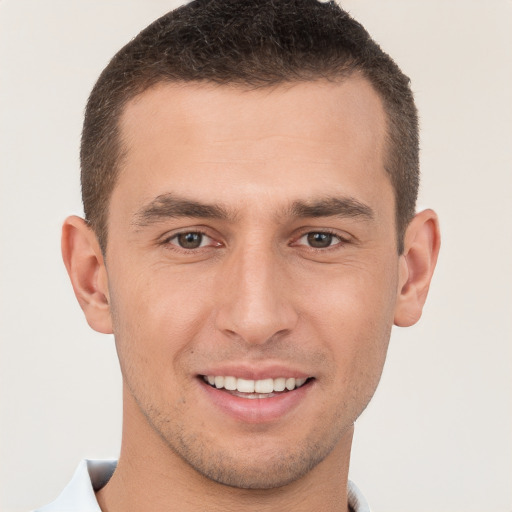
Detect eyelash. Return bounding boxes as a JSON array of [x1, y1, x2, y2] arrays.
[[293, 229, 350, 251], [162, 230, 220, 251], [160, 228, 350, 254]]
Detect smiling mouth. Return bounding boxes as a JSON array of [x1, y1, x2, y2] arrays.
[[201, 375, 313, 399]]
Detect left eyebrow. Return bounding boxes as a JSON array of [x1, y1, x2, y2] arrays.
[[288, 197, 375, 220]]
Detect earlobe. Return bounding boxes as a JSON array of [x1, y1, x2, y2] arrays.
[[394, 209, 441, 327], [61, 216, 113, 334]]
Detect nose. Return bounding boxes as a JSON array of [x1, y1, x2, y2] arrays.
[[214, 243, 299, 345]]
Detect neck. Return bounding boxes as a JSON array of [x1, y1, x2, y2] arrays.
[[97, 391, 354, 512]]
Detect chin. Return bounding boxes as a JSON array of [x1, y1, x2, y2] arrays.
[[191, 452, 325, 490], [166, 426, 342, 490]]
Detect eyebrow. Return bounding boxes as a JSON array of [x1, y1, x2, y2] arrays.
[[132, 193, 374, 228], [132, 194, 234, 227], [289, 197, 374, 221]]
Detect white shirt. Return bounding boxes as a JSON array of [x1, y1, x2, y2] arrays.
[[35, 459, 371, 512]]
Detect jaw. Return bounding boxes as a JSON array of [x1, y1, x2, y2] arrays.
[[103, 386, 354, 511]]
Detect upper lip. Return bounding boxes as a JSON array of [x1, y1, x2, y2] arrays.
[[197, 363, 312, 381]]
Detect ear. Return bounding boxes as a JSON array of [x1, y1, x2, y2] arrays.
[[394, 209, 441, 327], [61, 216, 113, 334]]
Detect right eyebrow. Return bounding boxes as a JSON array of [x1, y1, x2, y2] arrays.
[[132, 193, 234, 227]]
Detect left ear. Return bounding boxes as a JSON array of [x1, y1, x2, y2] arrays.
[[394, 209, 441, 327]]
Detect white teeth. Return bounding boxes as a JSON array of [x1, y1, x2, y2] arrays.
[[273, 377, 286, 392], [254, 378, 273, 394], [203, 375, 309, 393], [285, 378, 296, 391], [236, 378, 255, 393], [224, 376, 237, 390]]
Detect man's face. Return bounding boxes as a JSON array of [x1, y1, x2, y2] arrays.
[[104, 77, 402, 488]]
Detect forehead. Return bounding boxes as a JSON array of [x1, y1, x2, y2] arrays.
[[114, 77, 390, 219], [120, 77, 386, 156]]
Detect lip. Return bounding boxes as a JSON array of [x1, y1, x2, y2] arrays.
[[197, 374, 314, 424]]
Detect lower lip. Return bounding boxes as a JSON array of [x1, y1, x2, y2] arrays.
[[198, 378, 314, 424]]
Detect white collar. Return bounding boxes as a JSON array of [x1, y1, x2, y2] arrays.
[[36, 459, 371, 512], [35, 460, 115, 512]]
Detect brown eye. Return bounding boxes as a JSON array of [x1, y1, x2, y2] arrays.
[[176, 232, 204, 249], [306, 232, 334, 248]]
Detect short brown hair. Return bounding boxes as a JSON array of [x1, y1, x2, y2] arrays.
[[81, 0, 418, 253]]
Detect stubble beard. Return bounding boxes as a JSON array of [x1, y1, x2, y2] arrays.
[[135, 392, 355, 491]]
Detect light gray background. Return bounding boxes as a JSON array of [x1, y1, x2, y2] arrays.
[[1, 1, 511, 511]]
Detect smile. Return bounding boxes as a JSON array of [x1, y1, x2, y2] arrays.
[[202, 375, 310, 398], [198, 373, 315, 422]]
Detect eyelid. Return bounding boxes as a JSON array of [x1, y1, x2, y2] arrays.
[[157, 226, 353, 252], [291, 228, 352, 248], [159, 227, 223, 250]]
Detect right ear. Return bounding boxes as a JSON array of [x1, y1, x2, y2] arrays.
[[61, 216, 113, 334]]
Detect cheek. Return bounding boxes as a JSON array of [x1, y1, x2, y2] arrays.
[[298, 259, 397, 380], [107, 263, 214, 382], [299, 254, 398, 323]]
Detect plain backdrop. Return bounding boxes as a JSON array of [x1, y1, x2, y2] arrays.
[[1, 1, 511, 511]]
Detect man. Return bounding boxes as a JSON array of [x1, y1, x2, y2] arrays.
[[38, 0, 440, 510]]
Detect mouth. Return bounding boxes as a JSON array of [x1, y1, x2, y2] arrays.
[[200, 374, 313, 399]]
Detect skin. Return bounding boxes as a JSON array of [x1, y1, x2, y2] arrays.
[[62, 76, 440, 512]]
